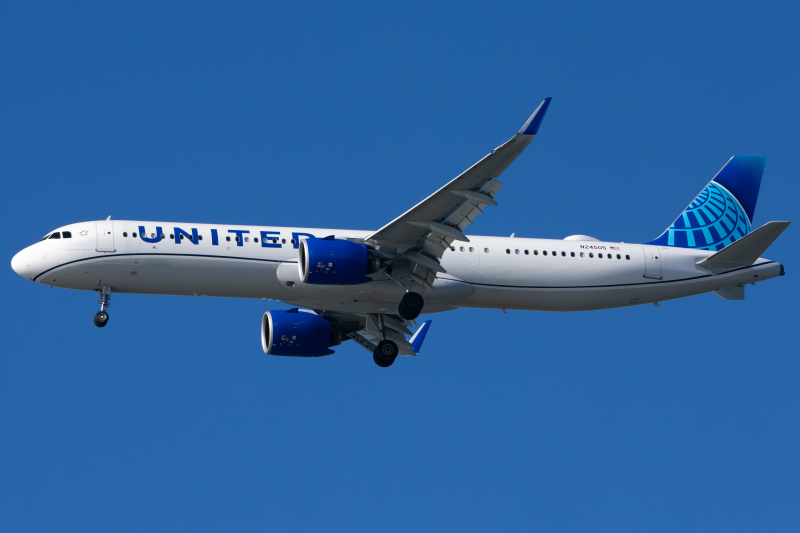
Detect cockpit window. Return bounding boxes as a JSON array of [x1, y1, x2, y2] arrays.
[[62, 231, 72, 239], [48, 232, 61, 239], [39, 234, 51, 242]]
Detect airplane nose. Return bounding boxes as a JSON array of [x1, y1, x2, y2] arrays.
[[11, 249, 31, 279]]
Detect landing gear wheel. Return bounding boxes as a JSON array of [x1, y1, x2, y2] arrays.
[[373, 340, 398, 367], [94, 286, 111, 328], [94, 311, 109, 328], [398, 291, 424, 320]]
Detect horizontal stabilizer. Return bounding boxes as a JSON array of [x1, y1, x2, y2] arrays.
[[697, 221, 790, 269]]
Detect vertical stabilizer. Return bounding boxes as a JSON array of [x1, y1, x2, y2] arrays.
[[648, 155, 765, 251]]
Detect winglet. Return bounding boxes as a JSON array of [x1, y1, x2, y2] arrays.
[[410, 320, 432, 355], [519, 97, 552, 136]]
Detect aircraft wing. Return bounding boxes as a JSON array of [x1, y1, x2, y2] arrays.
[[319, 310, 432, 356], [363, 98, 551, 289]]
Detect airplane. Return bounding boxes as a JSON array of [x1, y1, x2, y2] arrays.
[[10, 98, 790, 367]]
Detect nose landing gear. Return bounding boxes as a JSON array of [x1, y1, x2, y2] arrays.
[[94, 311, 109, 327], [94, 286, 111, 328]]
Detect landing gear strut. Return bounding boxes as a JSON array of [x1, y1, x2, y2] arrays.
[[398, 291, 424, 320], [94, 286, 111, 328], [372, 314, 399, 367]]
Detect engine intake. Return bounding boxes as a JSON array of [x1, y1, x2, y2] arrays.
[[298, 237, 379, 285], [261, 309, 337, 357]]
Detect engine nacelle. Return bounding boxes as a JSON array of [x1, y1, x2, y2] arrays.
[[298, 237, 379, 285], [261, 309, 337, 357]]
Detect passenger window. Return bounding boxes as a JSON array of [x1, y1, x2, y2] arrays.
[[617, 254, 621, 259], [235, 237, 240, 242], [291, 239, 296, 244], [282, 239, 287, 244], [49, 232, 61, 239], [199, 235, 203, 241], [245, 237, 250, 242], [551, 251, 556, 256], [580, 252, 584, 257], [561, 251, 566, 257], [123, 232, 128, 237], [170, 234, 174, 239], [515, 249, 520, 254], [534, 250, 538, 255], [589, 253, 593, 258], [570, 252, 575, 257], [180, 234, 185, 240], [506, 249, 510, 254], [132, 232, 137, 238], [226, 236, 231, 242], [524, 250, 529, 255], [460, 246, 465, 252], [161, 234, 165, 239], [469, 247, 474, 252], [273, 239, 279, 244], [543, 251, 547, 256], [253, 237, 257, 243], [62, 231, 72, 238], [626, 255, 630, 260], [607, 254, 611, 259], [484, 248, 489, 253], [450, 246, 455, 251]]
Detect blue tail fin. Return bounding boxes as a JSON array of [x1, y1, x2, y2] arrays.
[[647, 155, 765, 251]]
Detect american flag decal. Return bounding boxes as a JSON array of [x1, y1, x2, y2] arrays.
[[610, 246, 620, 250]]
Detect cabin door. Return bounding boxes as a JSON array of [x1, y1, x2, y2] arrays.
[[642, 246, 661, 279], [96, 221, 115, 252]]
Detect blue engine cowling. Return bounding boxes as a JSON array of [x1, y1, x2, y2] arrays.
[[298, 237, 377, 285], [261, 309, 336, 357]]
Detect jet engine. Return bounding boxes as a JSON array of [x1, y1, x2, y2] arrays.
[[298, 237, 380, 285], [261, 309, 341, 357]]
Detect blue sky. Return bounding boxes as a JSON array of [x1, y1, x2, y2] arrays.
[[1, 1, 798, 531]]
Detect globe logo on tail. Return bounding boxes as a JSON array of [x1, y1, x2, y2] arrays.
[[660, 182, 751, 251]]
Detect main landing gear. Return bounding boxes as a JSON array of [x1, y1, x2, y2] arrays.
[[94, 286, 111, 328], [398, 291, 424, 320], [371, 314, 399, 367], [373, 340, 399, 367]]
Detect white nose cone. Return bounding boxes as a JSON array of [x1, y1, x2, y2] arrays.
[[11, 249, 31, 279]]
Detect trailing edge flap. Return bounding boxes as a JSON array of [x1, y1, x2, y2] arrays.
[[697, 221, 790, 270]]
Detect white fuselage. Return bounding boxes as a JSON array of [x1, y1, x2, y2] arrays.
[[12, 220, 782, 314]]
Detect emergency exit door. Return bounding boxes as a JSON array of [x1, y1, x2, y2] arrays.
[[96, 221, 115, 252]]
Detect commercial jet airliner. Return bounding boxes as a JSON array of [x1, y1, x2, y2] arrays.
[[11, 99, 790, 367]]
